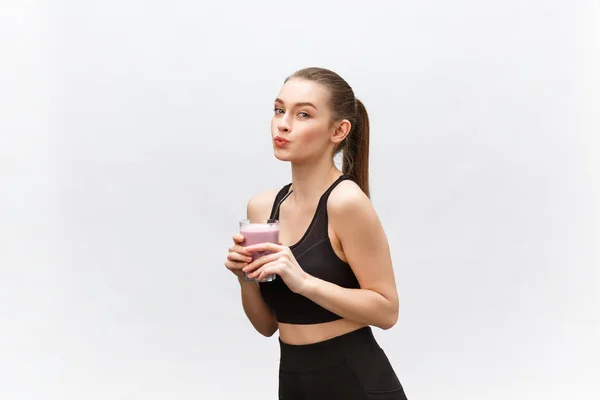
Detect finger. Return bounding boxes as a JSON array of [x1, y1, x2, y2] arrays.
[[228, 245, 251, 256], [232, 234, 245, 244], [224, 260, 248, 272], [245, 242, 283, 254], [232, 245, 251, 256], [248, 261, 280, 280], [256, 262, 285, 281], [227, 252, 252, 263], [257, 269, 277, 282], [242, 251, 281, 273]]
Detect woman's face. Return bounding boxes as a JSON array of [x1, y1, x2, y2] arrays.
[[270, 78, 335, 164]]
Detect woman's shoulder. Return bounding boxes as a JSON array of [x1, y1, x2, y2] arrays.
[[327, 179, 376, 223], [328, 179, 370, 208], [246, 188, 282, 220]]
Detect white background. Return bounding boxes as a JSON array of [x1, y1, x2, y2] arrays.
[[1, 0, 599, 399]]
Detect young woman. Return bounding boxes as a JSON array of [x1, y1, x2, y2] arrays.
[[224, 67, 408, 399]]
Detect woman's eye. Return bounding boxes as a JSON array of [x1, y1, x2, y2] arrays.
[[298, 112, 309, 118], [274, 107, 284, 114]]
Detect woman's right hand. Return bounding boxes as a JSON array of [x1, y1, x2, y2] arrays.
[[224, 234, 253, 279]]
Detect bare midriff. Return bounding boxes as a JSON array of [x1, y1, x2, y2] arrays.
[[278, 318, 368, 345]]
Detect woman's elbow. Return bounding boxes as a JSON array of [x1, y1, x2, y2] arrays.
[[379, 314, 397, 330], [260, 328, 277, 337], [258, 321, 278, 337], [379, 301, 399, 330]]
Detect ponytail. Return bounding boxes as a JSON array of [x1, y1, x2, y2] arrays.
[[342, 98, 370, 198]]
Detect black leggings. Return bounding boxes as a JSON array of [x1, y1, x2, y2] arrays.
[[278, 327, 408, 399]]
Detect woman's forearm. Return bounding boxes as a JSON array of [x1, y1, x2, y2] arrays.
[[299, 276, 399, 330], [238, 278, 278, 337]]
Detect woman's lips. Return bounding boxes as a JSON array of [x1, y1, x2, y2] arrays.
[[274, 137, 289, 147]]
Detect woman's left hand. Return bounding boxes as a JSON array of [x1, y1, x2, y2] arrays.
[[242, 243, 310, 294]]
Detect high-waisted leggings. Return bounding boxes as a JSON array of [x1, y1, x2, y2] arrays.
[[278, 326, 408, 399]]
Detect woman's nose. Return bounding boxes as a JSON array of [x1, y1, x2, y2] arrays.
[[278, 116, 291, 132]]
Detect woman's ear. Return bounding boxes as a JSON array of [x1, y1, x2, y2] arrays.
[[331, 119, 351, 145]]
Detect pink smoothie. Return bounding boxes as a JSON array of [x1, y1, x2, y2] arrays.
[[240, 223, 279, 261]]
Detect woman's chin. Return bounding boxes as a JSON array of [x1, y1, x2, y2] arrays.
[[273, 147, 293, 162], [274, 152, 292, 162]]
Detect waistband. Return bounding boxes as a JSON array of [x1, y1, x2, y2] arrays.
[[278, 326, 378, 372]]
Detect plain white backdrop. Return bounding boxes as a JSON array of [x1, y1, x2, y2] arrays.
[[1, 0, 599, 399]]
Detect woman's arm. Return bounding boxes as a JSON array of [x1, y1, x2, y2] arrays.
[[238, 278, 277, 337], [299, 181, 399, 330], [238, 190, 279, 337], [242, 181, 400, 330]]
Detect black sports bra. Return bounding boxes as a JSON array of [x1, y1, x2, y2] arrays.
[[259, 175, 361, 324]]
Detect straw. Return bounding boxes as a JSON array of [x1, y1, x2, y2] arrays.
[[270, 187, 293, 222]]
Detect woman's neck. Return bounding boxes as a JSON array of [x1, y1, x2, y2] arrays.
[[289, 156, 342, 205]]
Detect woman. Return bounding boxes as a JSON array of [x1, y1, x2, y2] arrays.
[[224, 67, 408, 399]]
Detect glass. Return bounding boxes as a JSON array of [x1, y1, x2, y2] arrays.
[[239, 219, 279, 282]]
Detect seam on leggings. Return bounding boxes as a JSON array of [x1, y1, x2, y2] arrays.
[[343, 355, 369, 399]]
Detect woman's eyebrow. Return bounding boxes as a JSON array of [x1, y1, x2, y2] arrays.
[[274, 98, 317, 110]]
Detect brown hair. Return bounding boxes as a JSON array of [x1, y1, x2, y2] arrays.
[[285, 67, 370, 198]]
